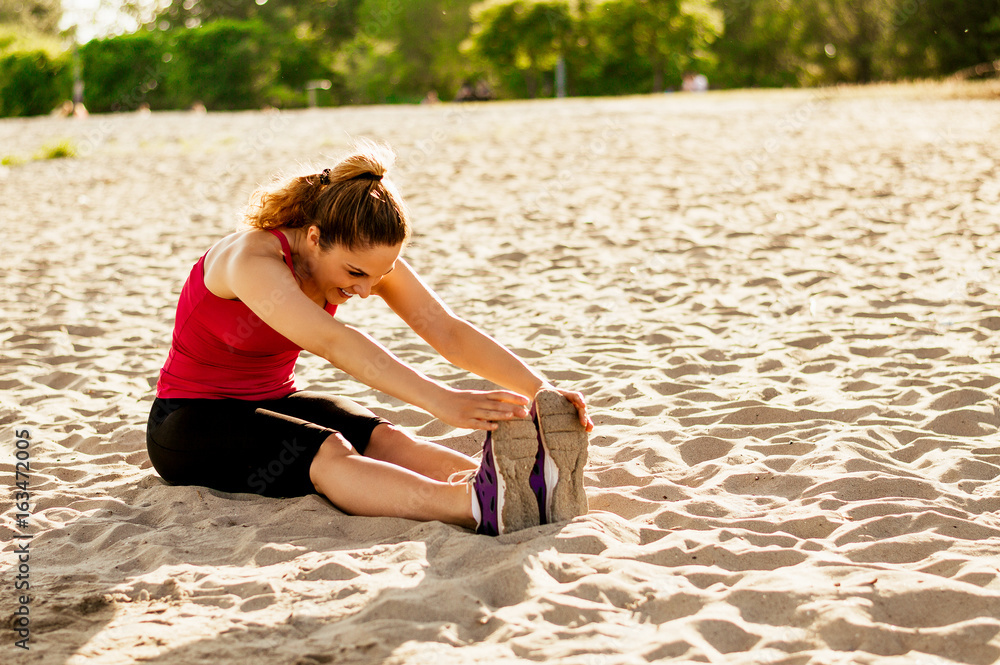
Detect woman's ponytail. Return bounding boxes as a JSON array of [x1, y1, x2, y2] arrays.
[[245, 141, 409, 250]]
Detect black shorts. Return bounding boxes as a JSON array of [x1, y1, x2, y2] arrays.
[[146, 391, 388, 498]]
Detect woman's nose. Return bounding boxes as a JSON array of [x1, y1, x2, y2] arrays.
[[353, 280, 373, 298]]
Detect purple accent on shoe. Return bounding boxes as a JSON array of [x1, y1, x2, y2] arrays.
[[474, 431, 500, 536], [528, 403, 548, 524]]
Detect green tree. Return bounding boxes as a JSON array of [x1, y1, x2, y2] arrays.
[[0, 8, 69, 117], [892, 0, 1000, 77], [0, 21, 64, 57], [339, 0, 477, 103], [80, 31, 167, 111], [711, 0, 806, 88], [166, 19, 277, 109], [711, 0, 999, 86], [0, 49, 70, 115], [565, 0, 721, 94], [150, 0, 364, 49], [148, 0, 362, 105], [569, 0, 652, 95], [627, 0, 722, 91], [0, 0, 61, 34], [796, 0, 897, 83], [469, 0, 575, 98]]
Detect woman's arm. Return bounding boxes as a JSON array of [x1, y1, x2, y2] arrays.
[[223, 239, 527, 429], [375, 260, 594, 430]]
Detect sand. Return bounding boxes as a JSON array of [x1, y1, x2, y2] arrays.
[[1, 84, 999, 664]]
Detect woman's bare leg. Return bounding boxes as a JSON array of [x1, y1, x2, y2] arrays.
[[309, 431, 476, 528], [363, 423, 478, 482]]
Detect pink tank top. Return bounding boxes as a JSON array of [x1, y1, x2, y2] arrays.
[[156, 230, 337, 400]]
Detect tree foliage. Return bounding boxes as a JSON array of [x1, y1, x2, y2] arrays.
[[150, 0, 364, 50], [469, 0, 575, 97], [891, 0, 1000, 78], [0, 48, 69, 115], [469, 0, 721, 96], [0, 0, 61, 35], [1, 0, 998, 117], [337, 0, 477, 104], [166, 19, 278, 110], [80, 31, 166, 111], [711, 0, 806, 88]]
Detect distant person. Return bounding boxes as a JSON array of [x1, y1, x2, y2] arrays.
[[473, 79, 494, 101], [455, 79, 493, 102], [51, 100, 89, 118], [146, 142, 593, 536], [455, 81, 476, 102], [682, 71, 709, 93], [421, 90, 440, 105], [51, 100, 74, 117]]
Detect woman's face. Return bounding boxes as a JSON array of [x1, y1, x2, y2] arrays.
[[309, 240, 402, 305]]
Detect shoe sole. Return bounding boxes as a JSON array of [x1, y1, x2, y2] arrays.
[[536, 389, 589, 523], [492, 416, 542, 532]]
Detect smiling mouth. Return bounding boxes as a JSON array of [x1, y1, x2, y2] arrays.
[[338, 288, 352, 298]]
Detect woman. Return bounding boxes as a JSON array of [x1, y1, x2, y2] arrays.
[[146, 142, 592, 536]]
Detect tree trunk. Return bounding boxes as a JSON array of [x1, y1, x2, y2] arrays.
[[523, 70, 538, 98]]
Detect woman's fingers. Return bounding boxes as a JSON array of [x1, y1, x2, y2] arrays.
[[551, 388, 595, 432], [441, 387, 595, 432], [478, 390, 529, 418], [485, 390, 531, 406], [482, 395, 530, 419], [438, 390, 529, 429]]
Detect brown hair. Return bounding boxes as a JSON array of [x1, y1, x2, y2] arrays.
[[244, 141, 409, 250]]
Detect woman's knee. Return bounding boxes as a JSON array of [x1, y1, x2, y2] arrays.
[[364, 423, 408, 459], [309, 432, 357, 483]]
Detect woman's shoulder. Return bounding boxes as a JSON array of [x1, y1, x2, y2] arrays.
[[209, 228, 282, 263], [203, 229, 285, 298]]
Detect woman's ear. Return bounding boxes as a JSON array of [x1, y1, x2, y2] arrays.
[[306, 225, 322, 249]]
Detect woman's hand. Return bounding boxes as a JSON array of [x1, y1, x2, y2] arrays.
[[539, 385, 595, 432], [432, 388, 531, 431]]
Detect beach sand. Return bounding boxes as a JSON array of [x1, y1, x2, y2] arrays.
[[1, 85, 999, 664]]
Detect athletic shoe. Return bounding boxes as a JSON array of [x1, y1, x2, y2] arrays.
[[533, 389, 589, 524], [472, 415, 542, 535], [527, 403, 548, 522]]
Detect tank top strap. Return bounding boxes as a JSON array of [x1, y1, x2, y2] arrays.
[[268, 229, 296, 274]]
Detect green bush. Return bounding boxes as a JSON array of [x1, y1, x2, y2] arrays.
[[81, 31, 168, 112], [270, 33, 332, 107], [0, 49, 70, 117], [0, 23, 66, 58], [166, 19, 278, 110], [36, 138, 78, 159]]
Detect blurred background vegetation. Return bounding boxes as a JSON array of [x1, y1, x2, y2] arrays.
[[0, 0, 997, 116]]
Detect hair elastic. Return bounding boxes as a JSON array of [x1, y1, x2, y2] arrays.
[[319, 168, 331, 185]]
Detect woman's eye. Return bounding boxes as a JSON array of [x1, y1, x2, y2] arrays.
[[349, 271, 365, 278]]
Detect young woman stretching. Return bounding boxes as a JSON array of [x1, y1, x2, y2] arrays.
[[146, 142, 592, 535]]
